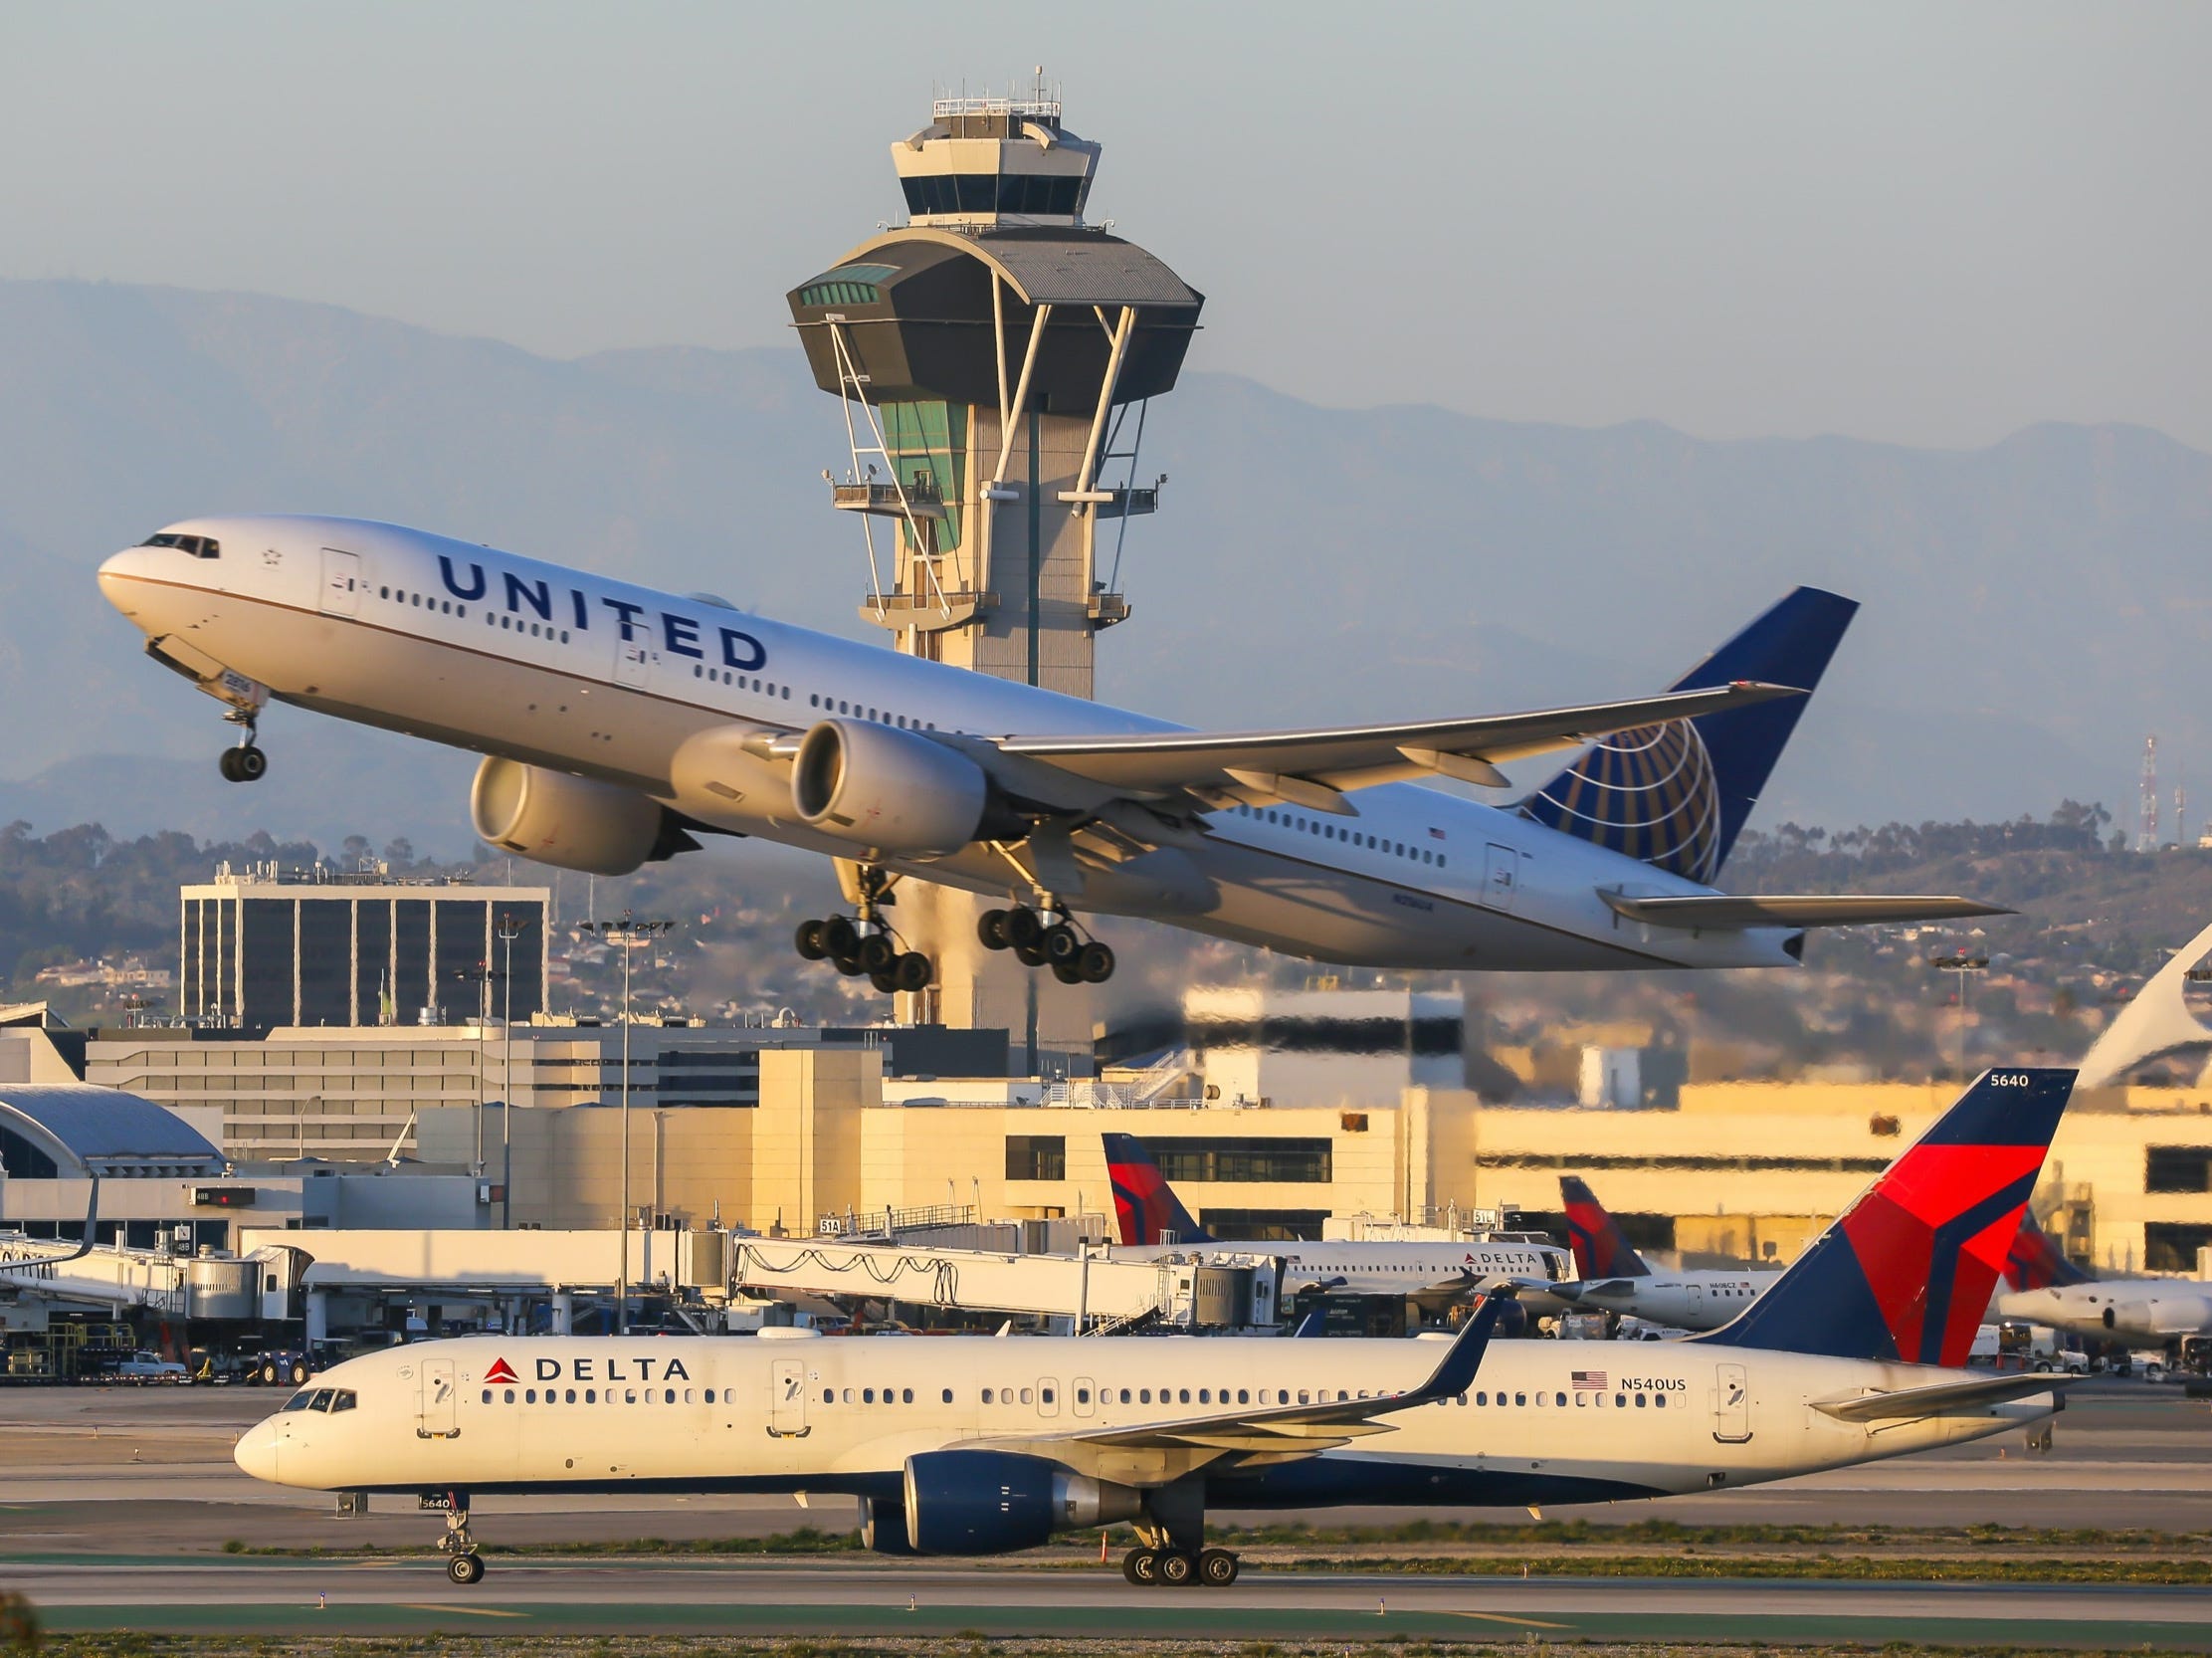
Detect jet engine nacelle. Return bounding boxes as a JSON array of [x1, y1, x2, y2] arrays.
[[791, 720, 1013, 858], [902, 1449, 1141, 1555], [470, 756, 694, 877], [862, 1497, 917, 1556]]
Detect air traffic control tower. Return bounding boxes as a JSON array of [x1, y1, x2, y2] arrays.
[[785, 90, 1202, 1056]]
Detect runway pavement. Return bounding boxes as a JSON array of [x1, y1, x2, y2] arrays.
[[12, 1558, 2212, 1647]]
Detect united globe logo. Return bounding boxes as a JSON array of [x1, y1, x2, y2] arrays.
[[1521, 721, 1723, 885]]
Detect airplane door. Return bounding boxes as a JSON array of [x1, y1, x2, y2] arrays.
[[417, 1358, 457, 1438], [1711, 1362, 1751, 1443], [1482, 844, 1519, 911], [769, 1358, 808, 1438], [1687, 1282, 1706, 1322], [614, 636, 653, 688], [319, 549, 362, 617], [1073, 1375, 1097, 1419]]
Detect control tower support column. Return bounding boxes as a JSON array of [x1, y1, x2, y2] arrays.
[[786, 92, 1203, 1067]]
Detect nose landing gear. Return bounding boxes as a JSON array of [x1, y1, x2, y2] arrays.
[[435, 1499, 485, 1583], [979, 905, 1114, 983], [218, 715, 268, 783]]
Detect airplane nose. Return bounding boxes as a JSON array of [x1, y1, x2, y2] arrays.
[[234, 1418, 281, 1483], [97, 550, 144, 615]]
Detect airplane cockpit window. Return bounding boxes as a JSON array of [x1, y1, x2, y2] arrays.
[[282, 1389, 315, 1411], [306, 1388, 335, 1411], [327, 1390, 357, 1412], [140, 532, 221, 558]]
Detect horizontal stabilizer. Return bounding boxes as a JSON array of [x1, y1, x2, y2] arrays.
[[1812, 1372, 2077, 1422], [1602, 892, 2010, 930]]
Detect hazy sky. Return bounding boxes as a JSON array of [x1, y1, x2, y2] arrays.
[[6, 3, 2207, 450]]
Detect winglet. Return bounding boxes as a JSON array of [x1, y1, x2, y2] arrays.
[[1291, 1308, 1328, 1338], [1401, 1286, 1515, 1405]]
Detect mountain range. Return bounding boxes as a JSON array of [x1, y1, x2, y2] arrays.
[[4, 277, 2207, 859]]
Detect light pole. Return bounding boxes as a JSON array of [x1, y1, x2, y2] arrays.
[[496, 911, 529, 1231], [1928, 948, 1990, 1078], [578, 911, 672, 1334]]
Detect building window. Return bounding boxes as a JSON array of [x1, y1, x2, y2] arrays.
[[2146, 1146, 2212, 1193], [1146, 1138, 1332, 1184], [1004, 1135, 1066, 1181]]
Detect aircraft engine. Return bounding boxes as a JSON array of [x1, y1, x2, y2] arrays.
[[861, 1497, 918, 1556], [470, 756, 696, 877], [791, 719, 1014, 858], [902, 1449, 1141, 1555]]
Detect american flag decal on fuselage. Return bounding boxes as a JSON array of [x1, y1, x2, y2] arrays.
[[1571, 1370, 1607, 1390]]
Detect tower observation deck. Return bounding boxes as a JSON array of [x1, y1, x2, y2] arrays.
[[783, 90, 1203, 1062]]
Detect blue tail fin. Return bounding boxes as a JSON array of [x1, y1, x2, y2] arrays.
[[1519, 587, 1858, 883], [1103, 1134, 1215, 1246], [1702, 1068, 2076, 1365]]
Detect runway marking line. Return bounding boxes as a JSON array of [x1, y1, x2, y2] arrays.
[[391, 1603, 530, 1618], [1446, 1611, 1571, 1628]]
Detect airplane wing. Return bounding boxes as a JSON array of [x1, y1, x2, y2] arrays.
[[970, 1291, 1512, 1484], [1810, 1372, 2078, 1423], [992, 683, 1801, 813], [1602, 893, 2010, 930]]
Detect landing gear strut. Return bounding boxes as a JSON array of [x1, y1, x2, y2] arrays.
[[436, 1500, 485, 1584], [1117, 1486, 1235, 1587], [977, 904, 1114, 984], [792, 864, 932, 995], [217, 715, 267, 783]]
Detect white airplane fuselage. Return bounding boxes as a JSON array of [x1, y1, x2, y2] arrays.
[[1995, 1283, 2212, 1348], [98, 517, 1804, 973], [235, 1332, 2054, 1514], [1564, 1270, 1786, 1332], [1110, 1239, 1573, 1310]]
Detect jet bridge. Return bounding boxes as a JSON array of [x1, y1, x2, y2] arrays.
[[727, 1237, 1285, 1333]]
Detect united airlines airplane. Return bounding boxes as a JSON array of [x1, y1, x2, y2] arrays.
[[99, 518, 1995, 992], [234, 1069, 2074, 1588]]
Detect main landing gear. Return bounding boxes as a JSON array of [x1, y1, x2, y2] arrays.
[[1120, 1545, 1239, 1586], [436, 1501, 486, 1584], [794, 867, 931, 995], [977, 905, 1115, 984], [218, 716, 268, 783]]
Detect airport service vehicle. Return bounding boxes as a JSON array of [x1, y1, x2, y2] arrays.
[[1550, 1175, 1783, 1331], [1992, 1211, 2212, 1355], [99, 520, 1996, 992], [1102, 1132, 1571, 1312], [233, 1069, 2076, 1589]]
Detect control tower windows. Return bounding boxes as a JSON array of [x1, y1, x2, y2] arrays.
[[899, 173, 1083, 218]]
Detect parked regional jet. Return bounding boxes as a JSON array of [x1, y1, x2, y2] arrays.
[[233, 1068, 2075, 1588], [1102, 1132, 1571, 1311], [100, 518, 1997, 993], [1550, 1175, 1783, 1331], [1993, 1210, 2212, 1352]]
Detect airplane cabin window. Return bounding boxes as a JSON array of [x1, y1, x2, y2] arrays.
[[1177, 1388, 1190, 1404], [942, 1388, 954, 1403], [1654, 1394, 1667, 1409], [664, 1388, 676, 1404], [1514, 1392, 1526, 1406], [564, 1389, 576, 1403], [503, 1389, 515, 1403], [1077, 1387, 1091, 1404], [481, 1389, 492, 1403], [586, 1388, 597, 1402], [379, 586, 390, 599], [560, 629, 569, 642], [1634, 1394, 1646, 1408], [981, 1388, 994, 1404], [459, 606, 468, 618], [864, 1388, 875, 1403], [1237, 1389, 1249, 1404], [1615, 1394, 1627, 1407], [1118, 1388, 1131, 1403], [1020, 1387, 1034, 1405], [903, 1387, 914, 1403], [525, 1388, 537, 1403]]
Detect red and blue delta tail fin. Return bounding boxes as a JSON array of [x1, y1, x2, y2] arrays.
[[1103, 1133, 1215, 1247], [1701, 1068, 2077, 1367], [1518, 587, 1858, 884], [2005, 1208, 2096, 1291], [1559, 1175, 1652, 1279]]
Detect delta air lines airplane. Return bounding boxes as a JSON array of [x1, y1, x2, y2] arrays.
[[99, 518, 1997, 992], [1551, 1175, 1785, 1331], [234, 1069, 2075, 1588]]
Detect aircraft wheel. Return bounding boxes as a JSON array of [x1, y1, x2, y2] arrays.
[[218, 748, 243, 782], [1122, 1548, 1159, 1585], [1078, 941, 1115, 984], [1003, 906, 1044, 949], [1013, 939, 1049, 968], [821, 917, 859, 959], [869, 968, 899, 994], [858, 933, 897, 974], [977, 910, 1011, 951], [893, 952, 932, 993], [1199, 1548, 1239, 1586], [1050, 961, 1085, 986], [446, 1551, 485, 1585], [1156, 1548, 1197, 1586], [831, 951, 866, 977], [794, 920, 828, 961], [1042, 924, 1081, 966], [234, 744, 268, 782]]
